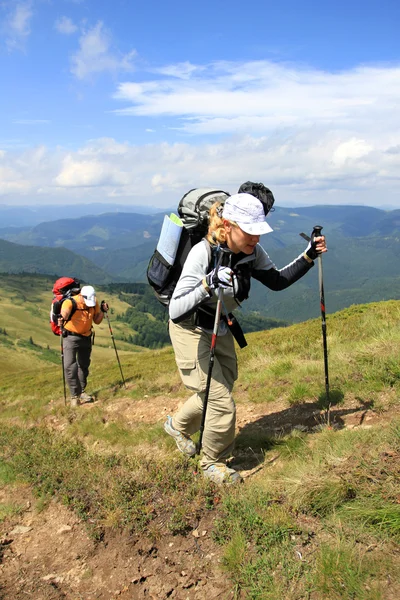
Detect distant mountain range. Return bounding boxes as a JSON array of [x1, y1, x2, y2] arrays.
[[0, 239, 116, 284], [0, 203, 399, 324], [0, 203, 162, 228]]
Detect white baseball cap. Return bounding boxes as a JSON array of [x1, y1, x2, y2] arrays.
[[222, 193, 273, 235], [81, 285, 96, 307]]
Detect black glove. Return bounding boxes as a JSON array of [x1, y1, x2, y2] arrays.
[[305, 239, 319, 260], [100, 300, 109, 313]]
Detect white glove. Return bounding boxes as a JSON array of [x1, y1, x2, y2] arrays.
[[206, 266, 233, 289]]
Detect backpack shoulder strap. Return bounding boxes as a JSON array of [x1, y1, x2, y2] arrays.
[[203, 238, 216, 273], [69, 297, 78, 318], [62, 296, 78, 323]]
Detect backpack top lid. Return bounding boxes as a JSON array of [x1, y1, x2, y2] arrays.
[[52, 277, 81, 299], [178, 188, 230, 232], [237, 181, 275, 216]]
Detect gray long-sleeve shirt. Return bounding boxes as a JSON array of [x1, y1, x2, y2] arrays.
[[169, 239, 314, 326]]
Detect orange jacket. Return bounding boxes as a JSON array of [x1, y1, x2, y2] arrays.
[[61, 294, 103, 336]]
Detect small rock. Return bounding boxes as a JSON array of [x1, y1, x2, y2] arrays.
[[10, 526, 32, 535], [42, 574, 57, 582], [57, 525, 72, 535], [201, 530, 207, 537], [192, 530, 199, 538], [293, 425, 308, 432]]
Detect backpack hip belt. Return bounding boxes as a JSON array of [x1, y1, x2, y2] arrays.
[[62, 330, 90, 338], [195, 308, 247, 349]]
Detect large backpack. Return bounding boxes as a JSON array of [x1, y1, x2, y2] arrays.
[[49, 277, 81, 335], [147, 188, 230, 306]]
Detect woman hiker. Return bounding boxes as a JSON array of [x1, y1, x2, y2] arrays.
[[163, 191, 327, 484]]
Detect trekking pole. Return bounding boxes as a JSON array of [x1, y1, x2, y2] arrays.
[[103, 310, 126, 388], [197, 247, 231, 454], [300, 226, 330, 424], [60, 335, 67, 406]]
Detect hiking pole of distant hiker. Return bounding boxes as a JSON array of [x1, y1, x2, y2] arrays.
[[60, 335, 67, 406], [197, 248, 229, 454], [300, 227, 330, 422], [104, 309, 126, 388]]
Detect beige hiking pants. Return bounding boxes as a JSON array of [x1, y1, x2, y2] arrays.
[[169, 319, 238, 469]]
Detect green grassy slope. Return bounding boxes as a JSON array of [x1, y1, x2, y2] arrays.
[[1, 273, 399, 411], [0, 286, 399, 599], [0, 273, 150, 402]]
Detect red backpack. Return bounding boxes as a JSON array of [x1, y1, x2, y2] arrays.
[[50, 277, 81, 335]]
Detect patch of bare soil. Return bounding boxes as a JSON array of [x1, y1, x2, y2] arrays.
[[82, 389, 400, 475], [0, 486, 233, 600], [42, 387, 400, 478], [6, 390, 399, 598]]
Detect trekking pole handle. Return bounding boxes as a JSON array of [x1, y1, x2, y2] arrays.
[[212, 245, 232, 288], [312, 225, 323, 241]]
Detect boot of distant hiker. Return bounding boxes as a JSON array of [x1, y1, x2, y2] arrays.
[[70, 395, 80, 407], [80, 391, 93, 403]]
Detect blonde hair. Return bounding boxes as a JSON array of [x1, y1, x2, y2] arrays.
[[206, 201, 238, 244]]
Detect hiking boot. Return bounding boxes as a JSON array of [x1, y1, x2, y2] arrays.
[[80, 391, 93, 403], [202, 463, 243, 485], [163, 416, 197, 457], [70, 396, 80, 407]]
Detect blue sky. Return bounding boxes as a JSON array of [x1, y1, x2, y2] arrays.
[[1, 0, 400, 208]]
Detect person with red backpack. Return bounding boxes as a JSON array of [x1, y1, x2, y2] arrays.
[[59, 285, 108, 407]]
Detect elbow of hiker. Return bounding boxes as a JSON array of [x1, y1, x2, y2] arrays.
[[169, 303, 181, 323], [169, 300, 190, 324]]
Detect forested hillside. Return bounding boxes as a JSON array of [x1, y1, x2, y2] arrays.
[[1, 204, 399, 325], [0, 239, 116, 284], [0, 274, 287, 352]]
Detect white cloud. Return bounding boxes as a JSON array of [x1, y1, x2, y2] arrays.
[[0, 154, 31, 194], [55, 16, 77, 35], [70, 21, 136, 80], [1, 132, 399, 207], [3, 1, 33, 52], [113, 60, 400, 139], [332, 138, 373, 167], [2, 59, 400, 207], [153, 61, 204, 80], [13, 119, 50, 125], [54, 152, 131, 187]]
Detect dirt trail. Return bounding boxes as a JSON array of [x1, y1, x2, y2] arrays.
[[2, 392, 398, 599], [0, 485, 232, 600]]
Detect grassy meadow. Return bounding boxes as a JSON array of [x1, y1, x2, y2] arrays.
[[0, 273, 399, 599]]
